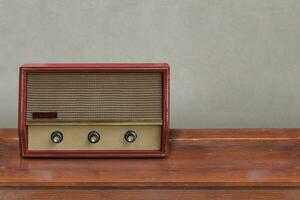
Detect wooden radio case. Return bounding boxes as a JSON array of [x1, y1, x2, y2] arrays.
[[18, 63, 169, 158]]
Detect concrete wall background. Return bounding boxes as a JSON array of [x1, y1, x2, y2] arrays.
[[0, 0, 299, 128]]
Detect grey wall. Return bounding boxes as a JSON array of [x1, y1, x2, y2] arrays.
[[0, 0, 299, 128]]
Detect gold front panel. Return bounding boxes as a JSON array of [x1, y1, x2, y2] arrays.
[[28, 125, 161, 151]]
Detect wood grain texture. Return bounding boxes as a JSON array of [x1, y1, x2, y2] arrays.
[[0, 189, 299, 200], [0, 128, 299, 199]]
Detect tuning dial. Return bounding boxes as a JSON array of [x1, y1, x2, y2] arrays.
[[124, 130, 138, 143], [51, 131, 63, 144], [88, 131, 101, 144]]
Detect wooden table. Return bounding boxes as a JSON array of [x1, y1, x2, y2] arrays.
[[0, 128, 299, 199]]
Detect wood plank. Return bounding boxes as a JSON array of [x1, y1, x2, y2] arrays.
[[0, 128, 299, 188], [0, 189, 299, 200]]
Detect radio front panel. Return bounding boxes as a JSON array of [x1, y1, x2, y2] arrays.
[[28, 124, 161, 151]]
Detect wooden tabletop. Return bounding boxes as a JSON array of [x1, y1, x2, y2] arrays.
[[0, 128, 299, 188]]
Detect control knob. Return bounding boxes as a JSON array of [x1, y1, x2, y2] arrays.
[[51, 131, 63, 144], [88, 131, 101, 143], [124, 130, 138, 143]]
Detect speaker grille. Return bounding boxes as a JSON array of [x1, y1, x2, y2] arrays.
[[26, 72, 163, 122]]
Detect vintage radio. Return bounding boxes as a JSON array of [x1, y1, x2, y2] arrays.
[[18, 63, 169, 157]]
